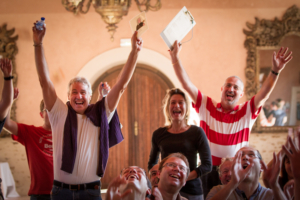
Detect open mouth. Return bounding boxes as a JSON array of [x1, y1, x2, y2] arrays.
[[75, 100, 84, 105], [226, 93, 235, 100], [126, 174, 139, 181], [169, 174, 180, 179], [242, 163, 249, 169], [172, 110, 182, 115]]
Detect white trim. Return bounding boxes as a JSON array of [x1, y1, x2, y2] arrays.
[[77, 47, 181, 87], [77, 47, 199, 125]]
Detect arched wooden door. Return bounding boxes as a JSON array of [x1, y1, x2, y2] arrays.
[[91, 65, 174, 188]]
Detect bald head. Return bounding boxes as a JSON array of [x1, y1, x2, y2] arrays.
[[224, 76, 244, 91]]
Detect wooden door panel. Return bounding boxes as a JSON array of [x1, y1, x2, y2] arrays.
[[91, 66, 173, 188]]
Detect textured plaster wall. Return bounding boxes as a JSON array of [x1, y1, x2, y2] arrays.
[[0, 0, 299, 196]]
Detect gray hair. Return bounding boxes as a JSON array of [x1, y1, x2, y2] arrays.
[[218, 157, 234, 176], [68, 77, 92, 96]]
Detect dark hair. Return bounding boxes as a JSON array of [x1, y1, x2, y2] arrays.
[[280, 154, 290, 189], [158, 153, 190, 178], [271, 101, 279, 108]]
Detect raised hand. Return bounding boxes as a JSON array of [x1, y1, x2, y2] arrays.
[[105, 176, 132, 200], [168, 40, 182, 59], [97, 82, 111, 101], [0, 58, 12, 77], [131, 31, 143, 52], [231, 151, 253, 185], [13, 88, 19, 100], [272, 47, 292, 73], [282, 133, 300, 180], [32, 21, 46, 45], [261, 152, 282, 189], [283, 179, 294, 199]]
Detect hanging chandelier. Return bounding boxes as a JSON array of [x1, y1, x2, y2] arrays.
[[62, 0, 161, 41]]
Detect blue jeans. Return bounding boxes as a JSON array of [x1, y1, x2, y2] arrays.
[[30, 194, 51, 200], [51, 185, 102, 200]]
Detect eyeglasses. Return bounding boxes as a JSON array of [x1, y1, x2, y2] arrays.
[[120, 166, 146, 176], [163, 162, 187, 173]]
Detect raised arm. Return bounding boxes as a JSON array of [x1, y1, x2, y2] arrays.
[[262, 152, 287, 200], [282, 133, 300, 200], [106, 31, 142, 111], [254, 47, 292, 110], [0, 58, 13, 121], [208, 152, 253, 200], [168, 41, 198, 103], [32, 22, 57, 111], [3, 88, 19, 135]]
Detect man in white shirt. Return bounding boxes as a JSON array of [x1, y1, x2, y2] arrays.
[[32, 20, 143, 200]]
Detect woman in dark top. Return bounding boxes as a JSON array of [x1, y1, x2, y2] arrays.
[[148, 88, 212, 200]]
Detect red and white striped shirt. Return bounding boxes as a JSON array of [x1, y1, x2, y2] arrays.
[[192, 90, 261, 166]]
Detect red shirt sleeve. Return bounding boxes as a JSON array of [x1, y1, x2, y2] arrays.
[[192, 90, 202, 113], [11, 123, 26, 145], [250, 96, 262, 119]]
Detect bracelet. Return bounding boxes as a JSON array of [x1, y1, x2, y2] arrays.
[[271, 70, 279, 76], [4, 76, 14, 80], [33, 43, 42, 47], [172, 61, 179, 65]]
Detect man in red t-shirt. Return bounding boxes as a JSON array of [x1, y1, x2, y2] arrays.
[[4, 91, 53, 200]]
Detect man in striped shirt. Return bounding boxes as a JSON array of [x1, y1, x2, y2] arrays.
[[168, 41, 293, 197]]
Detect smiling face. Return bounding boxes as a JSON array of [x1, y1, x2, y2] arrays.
[[149, 164, 159, 187], [237, 147, 262, 182], [68, 82, 91, 114], [158, 157, 187, 191], [221, 77, 244, 108], [219, 160, 233, 185], [120, 166, 149, 197], [168, 94, 187, 123]]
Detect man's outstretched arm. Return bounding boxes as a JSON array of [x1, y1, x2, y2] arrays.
[[254, 47, 292, 111], [3, 88, 19, 135], [32, 21, 57, 111], [0, 58, 13, 121], [168, 41, 198, 104], [106, 31, 142, 111]]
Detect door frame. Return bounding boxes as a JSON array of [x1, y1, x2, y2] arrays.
[[77, 47, 199, 125], [77, 47, 181, 88]]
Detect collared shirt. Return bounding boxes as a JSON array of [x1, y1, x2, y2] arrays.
[[192, 90, 261, 166]]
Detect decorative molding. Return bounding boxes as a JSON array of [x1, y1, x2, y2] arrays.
[[243, 5, 300, 133], [0, 24, 18, 137]]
